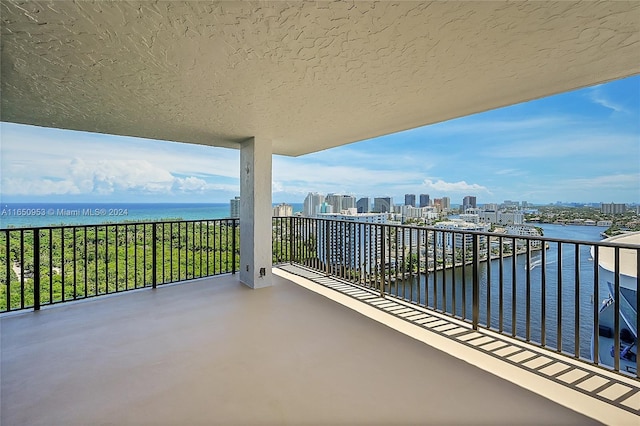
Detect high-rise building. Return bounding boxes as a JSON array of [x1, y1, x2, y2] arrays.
[[318, 202, 333, 214], [419, 194, 430, 207], [483, 203, 498, 212], [373, 197, 392, 213], [326, 194, 343, 213], [317, 211, 387, 272], [341, 195, 356, 210], [357, 197, 370, 213], [404, 194, 416, 207], [462, 195, 476, 213], [442, 197, 451, 210], [303, 192, 325, 217], [230, 196, 241, 218], [601, 203, 627, 214], [272, 203, 293, 217]]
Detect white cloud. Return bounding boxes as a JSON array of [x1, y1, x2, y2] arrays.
[[173, 176, 208, 192], [422, 179, 491, 194], [1, 156, 229, 196], [589, 87, 628, 114]]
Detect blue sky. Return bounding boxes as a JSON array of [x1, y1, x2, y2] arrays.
[[1, 76, 639, 206]]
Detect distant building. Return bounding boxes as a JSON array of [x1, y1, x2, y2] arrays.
[[341, 195, 356, 211], [483, 203, 498, 211], [462, 196, 476, 213], [505, 225, 541, 237], [404, 194, 416, 207], [601, 203, 627, 214], [317, 211, 387, 272], [477, 210, 524, 225], [433, 220, 489, 249], [419, 194, 430, 208], [230, 196, 240, 218], [303, 192, 325, 217], [272, 203, 293, 217], [459, 213, 480, 224], [357, 197, 371, 213], [373, 197, 392, 213], [318, 202, 333, 214], [326, 194, 343, 214], [441, 197, 451, 210]]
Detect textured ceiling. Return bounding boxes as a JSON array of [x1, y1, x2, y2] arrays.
[[1, 1, 639, 156]]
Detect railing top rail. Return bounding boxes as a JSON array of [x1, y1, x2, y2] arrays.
[[0, 217, 239, 232]]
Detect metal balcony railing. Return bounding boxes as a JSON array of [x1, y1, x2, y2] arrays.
[[284, 217, 639, 378], [1, 216, 638, 379], [1, 219, 240, 312]]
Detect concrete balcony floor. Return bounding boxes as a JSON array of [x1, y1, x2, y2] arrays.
[[0, 268, 631, 425]]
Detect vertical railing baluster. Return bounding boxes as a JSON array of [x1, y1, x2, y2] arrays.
[[170, 223, 174, 282], [115, 225, 119, 292], [143, 224, 147, 286], [105, 226, 109, 293], [557, 242, 563, 353], [574, 243, 580, 358], [94, 226, 98, 295], [162, 223, 166, 283], [486, 233, 491, 328], [526, 239, 531, 342], [636, 249, 639, 379], [177, 223, 180, 281], [541, 238, 547, 347], [73, 227, 77, 299], [199, 221, 203, 277], [233, 219, 237, 274], [4, 230, 10, 311], [33, 230, 40, 311], [60, 228, 64, 302], [135, 224, 139, 288], [207, 221, 211, 275], [511, 237, 517, 337], [152, 224, 157, 288], [49, 228, 53, 303], [191, 221, 195, 278], [417, 228, 421, 305], [613, 247, 620, 372], [592, 243, 598, 364], [218, 220, 222, 275], [84, 227, 88, 298], [472, 233, 479, 330], [499, 236, 504, 333]]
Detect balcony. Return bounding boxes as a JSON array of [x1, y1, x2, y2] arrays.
[[2, 218, 639, 424]]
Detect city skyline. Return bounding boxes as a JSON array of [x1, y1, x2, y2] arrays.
[[1, 76, 638, 205]]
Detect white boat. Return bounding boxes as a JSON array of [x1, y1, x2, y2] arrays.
[[591, 232, 639, 375]]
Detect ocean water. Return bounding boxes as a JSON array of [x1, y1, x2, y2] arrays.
[[0, 202, 303, 228]]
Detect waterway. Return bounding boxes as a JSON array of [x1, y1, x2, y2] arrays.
[[391, 223, 610, 359]]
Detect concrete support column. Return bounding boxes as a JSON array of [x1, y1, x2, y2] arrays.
[[239, 137, 272, 288]]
